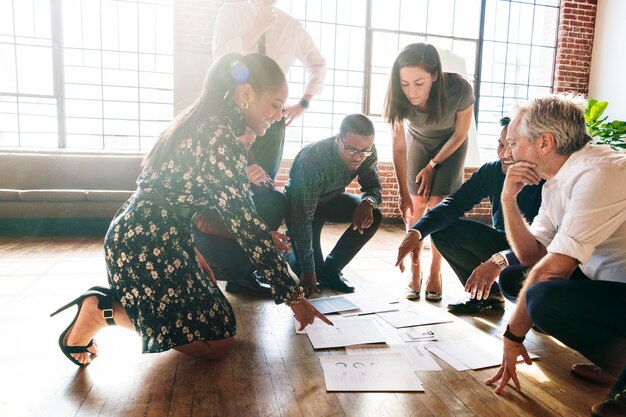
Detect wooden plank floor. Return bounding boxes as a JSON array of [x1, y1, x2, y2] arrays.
[[0, 224, 607, 417]]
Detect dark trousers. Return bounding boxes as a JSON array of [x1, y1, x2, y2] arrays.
[[498, 264, 590, 303], [287, 193, 382, 279], [431, 218, 511, 296], [194, 189, 288, 281], [250, 120, 285, 180], [526, 278, 626, 377]]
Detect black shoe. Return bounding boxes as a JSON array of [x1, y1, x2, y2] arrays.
[[318, 272, 355, 293], [591, 388, 626, 417], [225, 271, 272, 296], [447, 296, 504, 313], [50, 286, 117, 367]]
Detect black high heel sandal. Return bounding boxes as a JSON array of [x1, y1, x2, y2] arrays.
[[50, 286, 117, 367]]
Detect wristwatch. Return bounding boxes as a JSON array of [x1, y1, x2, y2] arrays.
[[362, 196, 376, 208], [490, 252, 508, 270], [503, 325, 525, 343], [299, 98, 310, 109], [428, 159, 441, 170]]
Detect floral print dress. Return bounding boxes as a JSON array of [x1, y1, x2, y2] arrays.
[[104, 103, 299, 353]]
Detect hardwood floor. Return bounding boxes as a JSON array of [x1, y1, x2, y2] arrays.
[[0, 225, 607, 417]]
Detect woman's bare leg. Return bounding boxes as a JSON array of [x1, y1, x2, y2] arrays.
[[407, 195, 429, 291], [425, 195, 447, 294], [64, 296, 134, 365], [173, 337, 236, 360]]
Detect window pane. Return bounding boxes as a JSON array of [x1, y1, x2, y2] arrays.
[[336, 0, 366, 26], [0, 45, 17, 94], [399, 0, 427, 33], [505, 43, 531, 85], [427, 0, 454, 36], [453, 0, 481, 39], [372, 31, 399, 73], [0, 2, 15, 36], [62, 0, 173, 151], [533, 6, 559, 47], [16, 46, 54, 96], [529, 46, 555, 86], [0, 98, 19, 147], [371, 0, 400, 30]]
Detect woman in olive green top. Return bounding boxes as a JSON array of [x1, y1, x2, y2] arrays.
[[384, 43, 474, 301]]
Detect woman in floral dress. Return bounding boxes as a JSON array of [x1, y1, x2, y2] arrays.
[[51, 53, 330, 366]]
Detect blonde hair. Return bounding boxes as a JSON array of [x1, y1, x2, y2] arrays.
[[511, 94, 591, 156]]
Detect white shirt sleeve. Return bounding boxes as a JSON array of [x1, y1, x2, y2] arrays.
[[293, 21, 327, 96], [546, 167, 626, 264], [529, 197, 556, 249], [212, 5, 247, 59]]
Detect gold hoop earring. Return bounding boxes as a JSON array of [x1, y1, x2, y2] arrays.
[[240, 100, 249, 111]]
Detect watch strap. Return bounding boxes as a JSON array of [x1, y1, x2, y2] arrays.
[[503, 325, 525, 344], [299, 98, 310, 109]]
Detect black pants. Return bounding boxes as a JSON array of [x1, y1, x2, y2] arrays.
[[250, 120, 285, 181], [431, 218, 511, 295], [194, 189, 288, 281], [526, 278, 626, 377], [287, 193, 382, 279]]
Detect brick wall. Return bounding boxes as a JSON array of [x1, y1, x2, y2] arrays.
[[553, 0, 598, 94], [181, 0, 597, 221], [273, 163, 491, 222]]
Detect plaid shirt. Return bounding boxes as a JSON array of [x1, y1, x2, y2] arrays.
[[285, 136, 382, 274]]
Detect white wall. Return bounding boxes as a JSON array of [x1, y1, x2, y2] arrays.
[[589, 0, 626, 120]]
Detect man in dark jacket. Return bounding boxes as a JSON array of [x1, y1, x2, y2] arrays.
[[396, 117, 544, 313]]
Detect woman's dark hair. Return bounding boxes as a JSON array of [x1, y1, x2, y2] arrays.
[[383, 43, 446, 126], [499, 116, 511, 127], [143, 53, 285, 172]]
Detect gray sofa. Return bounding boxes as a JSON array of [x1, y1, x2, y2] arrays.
[[0, 152, 143, 220]]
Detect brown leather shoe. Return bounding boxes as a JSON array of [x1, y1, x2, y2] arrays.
[[591, 389, 626, 417], [571, 363, 617, 387]]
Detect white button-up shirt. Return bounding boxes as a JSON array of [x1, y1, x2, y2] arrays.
[[212, 1, 327, 96], [530, 144, 626, 282]]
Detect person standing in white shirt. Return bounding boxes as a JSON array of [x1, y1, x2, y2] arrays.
[[485, 94, 626, 402], [195, 0, 327, 295], [212, 0, 326, 181]]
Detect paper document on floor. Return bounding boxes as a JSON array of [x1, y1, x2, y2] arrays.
[[320, 353, 424, 391], [377, 309, 454, 328], [309, 295, 359, 314], [346, 343, 442, 371], [339, 294, 400, 317], [399, 329, 438, 342], [304, 316, 387, 349], [425, 338, 539, 371]]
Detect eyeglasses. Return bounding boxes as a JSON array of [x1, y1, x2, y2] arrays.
[[339, 135, 373, 158]]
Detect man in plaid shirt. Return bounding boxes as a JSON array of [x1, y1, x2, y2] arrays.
[[285, 113, 383, 295]]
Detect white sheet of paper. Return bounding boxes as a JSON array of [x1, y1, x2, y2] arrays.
[[310, 296, 359, 314], [425, 339, 539, 371], [377, 310, 453, 328], [339, 295, 400, 317], [400, 329, 438, 342], [305, 316, 386, 349], [346, 343, 442, 372], [320, 353, 424, 392]]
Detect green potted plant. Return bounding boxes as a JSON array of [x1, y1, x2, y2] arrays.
[[585, 99, 626, 151]]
